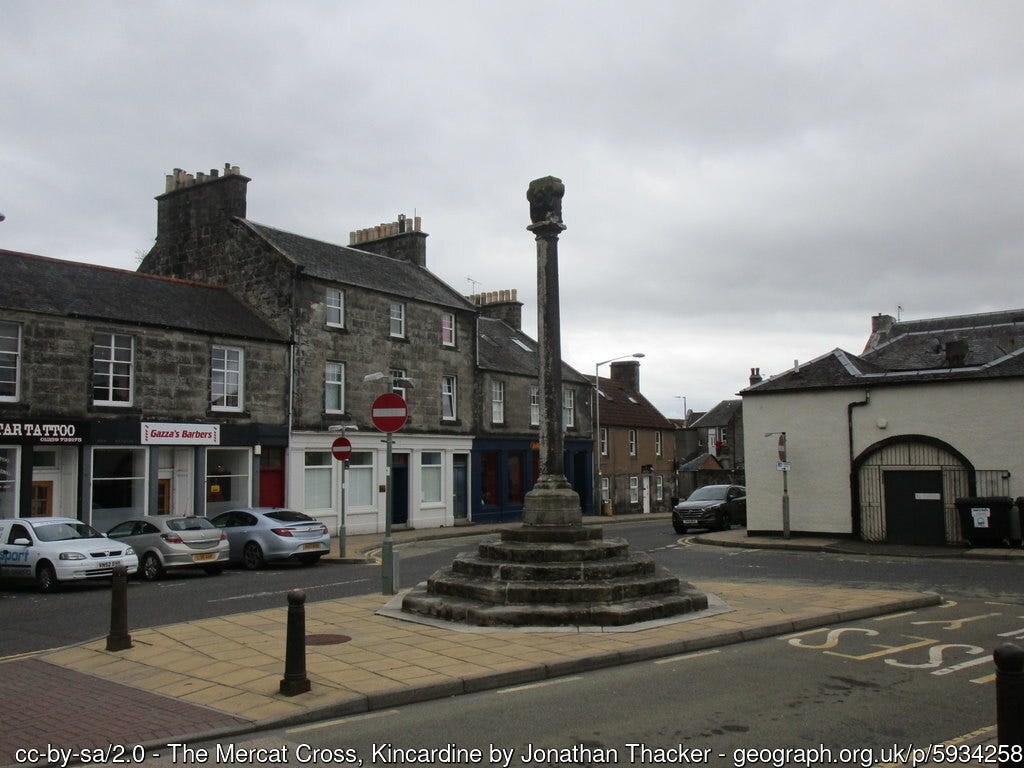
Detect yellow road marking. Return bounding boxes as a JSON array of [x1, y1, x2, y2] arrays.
[[499, 676, 581, 694], [654, 650, 720, 665], [287, 709, 399, 734]]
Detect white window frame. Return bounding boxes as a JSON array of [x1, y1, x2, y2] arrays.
[[211, 345, 244, 412], [628, 429, 637, 456], [421, 452, 443, 503], [629, 476, 639, 504], [530, 386, 540, 426], [304, 451, 333, 511], [389, 302, 406, 338], [491, 380, 505, 424], [600, 427, 608, 456], [600, 475, 609, 502], [655, 430, 663, 457], [348, 451, 374, 508], [389, 369, 407, 399], [441, 376, 457, 421], [440, 312, 456, 347], [655, 474, 664, 501], [325, 361, 345, 414], [93, 333, 134, 407], [562, 387, 575, 428], [0, 322, 21, 402], [326, 288, 345, 328]]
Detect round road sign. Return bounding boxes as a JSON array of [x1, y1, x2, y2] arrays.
[[777, 433, 787, 462], [331, 436, 352, 461], [371, 393, 408, 433]]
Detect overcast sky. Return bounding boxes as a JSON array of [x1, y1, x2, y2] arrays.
[[3, 1, 1023, 417]]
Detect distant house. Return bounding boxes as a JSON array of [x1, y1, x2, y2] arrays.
[[743, 309, 1024, 545], [595, 361, 675, 515], [689, 399, 744, 472]]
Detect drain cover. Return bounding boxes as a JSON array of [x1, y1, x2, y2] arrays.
[[305, 634, 352, 646]]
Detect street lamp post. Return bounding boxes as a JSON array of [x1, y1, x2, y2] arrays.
[[593, 352, 644, 516]]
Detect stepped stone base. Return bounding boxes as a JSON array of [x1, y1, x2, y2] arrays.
[[401, 525, 709, 628]]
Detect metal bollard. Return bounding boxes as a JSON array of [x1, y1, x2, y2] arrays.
[[279, 588, 311, 696], [106, 565, 132, 651], [995, 642, 1024, 766]]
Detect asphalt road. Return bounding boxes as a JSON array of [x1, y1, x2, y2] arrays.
[[4, 520, 1023, 657]]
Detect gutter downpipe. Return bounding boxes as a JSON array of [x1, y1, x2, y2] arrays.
[[848, 389, 871, 539]]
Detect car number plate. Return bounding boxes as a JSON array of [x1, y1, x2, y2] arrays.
[[301, 543, 323, 551], [192, 553, 217, 562], [683, 519, 698, 525], [97, 560, 118, 569]]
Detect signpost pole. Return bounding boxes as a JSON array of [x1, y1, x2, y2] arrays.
[[382, 430, 398, 595], [782, 466, 790, 540], [339, 456, 347, 558]]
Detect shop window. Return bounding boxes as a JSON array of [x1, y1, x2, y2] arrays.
[[421, 452, 442, 503], [348, 451, 374, 507], [481, 451, 499, 506], [206, 448, 249, 516], [92, 448, 146, 530], [304, 451, 332, 511], [0, 447, 17, 519]]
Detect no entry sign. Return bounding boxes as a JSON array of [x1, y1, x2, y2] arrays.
[[331, 436, 352, 461], [371, 393, 408, 433]]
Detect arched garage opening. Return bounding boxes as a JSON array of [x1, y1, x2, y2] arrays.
[[852, 435, 974, 545]]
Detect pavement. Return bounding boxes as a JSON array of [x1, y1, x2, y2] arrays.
[[1, 514, 1018, 768]]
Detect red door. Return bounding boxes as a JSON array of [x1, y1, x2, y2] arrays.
[[258, 447, 285, 507]]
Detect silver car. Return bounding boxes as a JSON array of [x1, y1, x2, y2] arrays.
[[107, 516, 229, 580], [209, 508, 330, 569]]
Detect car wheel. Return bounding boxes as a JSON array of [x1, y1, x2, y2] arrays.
[[718, 511, 732, 531], [203, 565, 224, 576], [242, 541, 266, 570], [36, 561, 59, 593], [140, 552, 164, 581], [298, 553, 322, 566], [673, 523, 688, 534]]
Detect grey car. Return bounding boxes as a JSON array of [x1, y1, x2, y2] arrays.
[[107, 516, 230, 580], [209, 508, 330, 569]]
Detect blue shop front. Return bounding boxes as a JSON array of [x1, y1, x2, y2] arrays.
[[471, 438, 593, 524]]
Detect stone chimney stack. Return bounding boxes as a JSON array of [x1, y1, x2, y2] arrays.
[[149, 164, 249, 279], [749, 367, 763, 386], [610, 360, 641, 391], [349, 214, 427, 268], [469, 289, 523, 330], [864, 312, 897, 351]]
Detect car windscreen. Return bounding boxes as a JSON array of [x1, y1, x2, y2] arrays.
[[265, 510, 313, 523], [687, 486, 728, 502], [167, 517, 215, 532], [33, 522, 104, 542]]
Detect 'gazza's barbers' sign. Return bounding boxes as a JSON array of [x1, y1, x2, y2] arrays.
[[0, 421, 82, 443], [142, 423, 221, 445]]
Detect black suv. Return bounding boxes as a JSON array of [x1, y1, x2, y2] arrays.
[[672, 484, 746, 533]]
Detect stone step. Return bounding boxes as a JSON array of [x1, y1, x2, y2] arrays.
[[401, 588, 709, 627], [478, 537, 630, 563], [499, 526, 605, 544], [450, 552, 656, 582], [426, 567, 682, 605]]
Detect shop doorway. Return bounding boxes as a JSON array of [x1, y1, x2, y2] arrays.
[[884, 470, 946, 545], [30, 481, 53, 517], [259, 447, 285, 507], [392, 453, 409, 526], [453, 454, 468, 521]]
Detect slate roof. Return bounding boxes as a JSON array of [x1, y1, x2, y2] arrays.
[[241, 221, 476, 312], [596, 375, 674, 430], [0, 249, 286, 342], [689, 400, 741, 429], [679, 452, 723, 472], [476, 316, 588, 383], [744, 308, 1024, 395]]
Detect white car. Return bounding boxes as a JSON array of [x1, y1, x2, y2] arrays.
[[0, 516, 138, 592]]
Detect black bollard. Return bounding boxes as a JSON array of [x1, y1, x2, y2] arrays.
[[279, 588, 311, 696], [106, 565, 132, 651], [995, 642, 1024, 766]]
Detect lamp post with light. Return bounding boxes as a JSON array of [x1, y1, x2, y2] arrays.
[[593, 352, 644, 515]]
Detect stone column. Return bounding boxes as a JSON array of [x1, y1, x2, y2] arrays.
[[522, 176, 582, 527]]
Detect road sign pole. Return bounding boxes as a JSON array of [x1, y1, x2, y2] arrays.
[[382, 430, 399, 595], [782, 467, 791, 540], [338, 458, 347, 559]]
